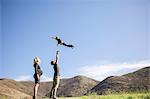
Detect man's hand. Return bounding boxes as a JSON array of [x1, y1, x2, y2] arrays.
[[56, 50, 59, 64], [56, 50, 59, 55]]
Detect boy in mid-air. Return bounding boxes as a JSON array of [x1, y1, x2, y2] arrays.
[[52, 36, 74, 48]]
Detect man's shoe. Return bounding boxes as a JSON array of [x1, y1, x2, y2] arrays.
[[33, 96, 35, 99]]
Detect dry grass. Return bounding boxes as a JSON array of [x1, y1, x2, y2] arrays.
[[58, 93, 150, 99]]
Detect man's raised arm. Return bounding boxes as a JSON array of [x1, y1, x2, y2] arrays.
[[56, 50, 59, 64]]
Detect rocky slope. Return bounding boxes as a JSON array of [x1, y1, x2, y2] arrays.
[[90, 66, 150, 95], [0, 66, 149, 98]]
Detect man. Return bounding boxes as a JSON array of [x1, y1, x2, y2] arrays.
[[50, 50, 60, 99], [33, 57, 43, 99]]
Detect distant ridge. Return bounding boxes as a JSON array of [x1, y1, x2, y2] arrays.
[[90, 66, 150, 95], [0, 78, 32, 99], [0, 66, 149, 98], [56, 75, 99, 97]]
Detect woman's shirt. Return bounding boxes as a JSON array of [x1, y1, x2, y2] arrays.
[[34, 63, 43, 76]]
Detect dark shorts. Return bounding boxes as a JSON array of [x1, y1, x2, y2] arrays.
[[34, 74, 40, 84]]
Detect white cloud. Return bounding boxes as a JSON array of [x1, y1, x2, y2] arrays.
[[15, 60, 150, 82], [15, 75, 33, 81], [15, 75, 52, 82], [41, 75, 52, 82], [78, 60, 150, 81]]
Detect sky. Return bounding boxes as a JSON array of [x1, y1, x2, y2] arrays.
[[0, 0, 2, 74], [0, 0, 150, 81]]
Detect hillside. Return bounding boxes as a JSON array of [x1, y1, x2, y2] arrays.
[[0, 66, 149, 98], [57, 75, 99, 97], [0, 75, 98, 98], [21, 75, 99, 97], [44, 75, 99, 97], [90, 66, 150, 95], [20, 81, 53, 96], [0, 78, 32, 99]]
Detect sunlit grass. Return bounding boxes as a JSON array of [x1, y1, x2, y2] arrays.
[[1, 93, 149, 99], [58, 93, 150, 99]]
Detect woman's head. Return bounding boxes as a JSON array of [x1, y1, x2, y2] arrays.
[[34, 57, 41, 65]]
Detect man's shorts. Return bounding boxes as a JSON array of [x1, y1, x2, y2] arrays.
[[53, 76, 60, 89]]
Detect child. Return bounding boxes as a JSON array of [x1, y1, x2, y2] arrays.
[[52, 36, 74, 48]]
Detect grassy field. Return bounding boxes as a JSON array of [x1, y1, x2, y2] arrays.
[[57, 93, 150, 99], [0, 93, 149, 99]]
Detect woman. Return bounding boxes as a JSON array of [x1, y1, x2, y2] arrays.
[[33, 57, 43, 99]]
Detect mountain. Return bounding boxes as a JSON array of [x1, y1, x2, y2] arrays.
[[20, 81, 53, 96], [57, 75, 99, 97], [0, 78, 51, 98], [0, 78, 32, 99], [0, 66, 149, 98], [90, 66, 150, 95], [21, 75, 99, 97], [0, 75, 98, 98], [45, 75, 99, 97]]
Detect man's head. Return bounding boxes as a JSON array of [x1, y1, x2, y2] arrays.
[[34, 57, 41, 65], [51, 60, 55, 65]]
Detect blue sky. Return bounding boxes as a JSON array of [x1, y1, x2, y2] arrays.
[[1, 0, 150, 81], [0, 0, 2, 74]]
